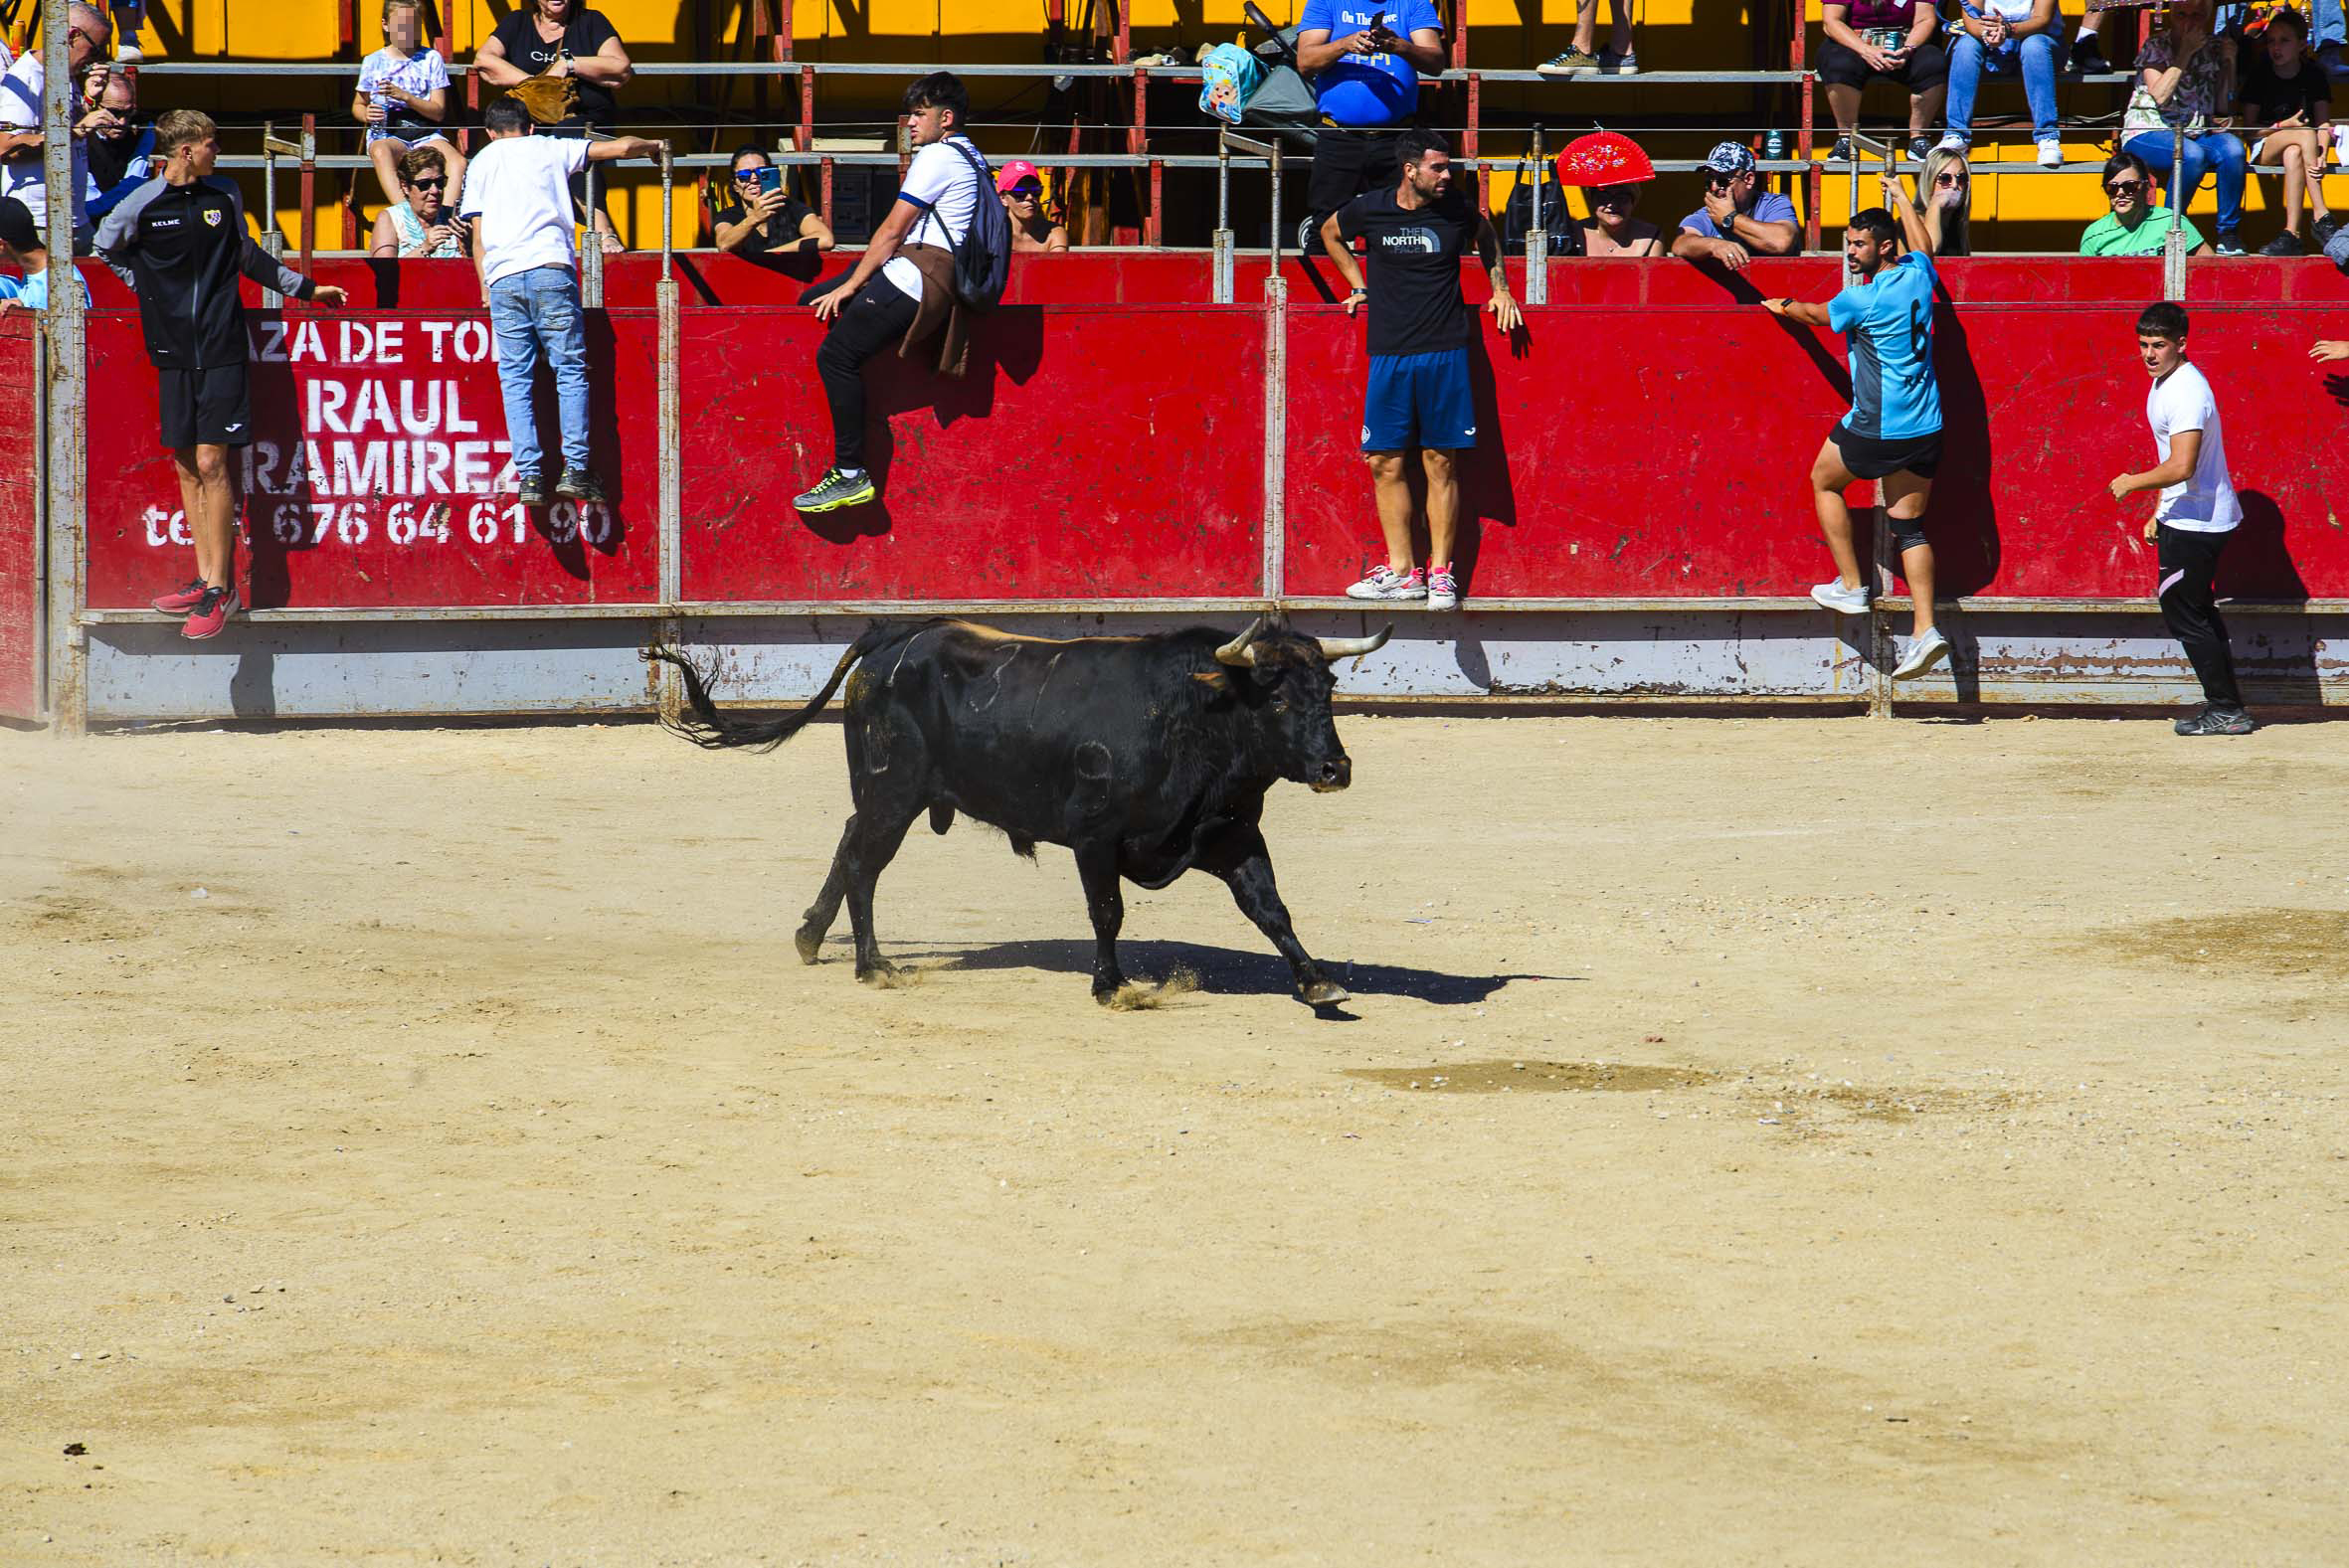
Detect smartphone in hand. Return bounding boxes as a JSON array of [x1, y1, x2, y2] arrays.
[[755, 166, 784, 198]]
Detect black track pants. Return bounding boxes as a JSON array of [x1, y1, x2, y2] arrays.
[[2156, 523, 2244, 710], [814, 278, 920, 470]]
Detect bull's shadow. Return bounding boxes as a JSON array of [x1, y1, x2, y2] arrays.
[[886, 936, 1567, 1006]]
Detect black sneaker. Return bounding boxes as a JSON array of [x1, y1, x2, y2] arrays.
[[2316, 216, 2343, 247], [555, 467, 608, 504], [2216, 234, 2247, 257], [2174, 706, 2257, 736], [2068, 34, 2112, 75], [516, 472, 548, 507], [794, 466, 878, 513], [2260, 232, 2304, 257], [1907, 133, 1935, 161], [1830, 134, 1855, 162]]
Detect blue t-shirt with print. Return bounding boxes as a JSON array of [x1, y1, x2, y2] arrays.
[[1299, 0, 1439, 126], [0, 265, 90, 309], [1827, 249, 1941, 440]]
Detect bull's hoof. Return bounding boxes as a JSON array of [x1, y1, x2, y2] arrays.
[[856, 959, 898, 985], [793, 926, 824, 965], [1090, 976, 1127, 1006], [1300, 978, 1351, 1006]]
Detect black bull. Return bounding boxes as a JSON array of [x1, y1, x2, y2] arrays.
[[643, 610, 1391, 1004]]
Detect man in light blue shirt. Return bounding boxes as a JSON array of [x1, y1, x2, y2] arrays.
[[0, 197, 92, 313], [1763, 177, 1950, 680]]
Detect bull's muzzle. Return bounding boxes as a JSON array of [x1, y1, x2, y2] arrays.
[[1311, 757, 1353, 792]]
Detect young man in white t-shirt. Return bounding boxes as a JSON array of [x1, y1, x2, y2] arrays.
[[458, 96, 657, 506], [794, 72, 991, 514], [2107, 302, 2254, 735]]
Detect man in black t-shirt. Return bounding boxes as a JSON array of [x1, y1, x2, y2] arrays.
[[712, 145, 834, 258], [1317, 128, 1520, 610]]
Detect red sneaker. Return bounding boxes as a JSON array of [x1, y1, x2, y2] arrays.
[[151, 578, 209, 613], [181, 584, 239, 640]]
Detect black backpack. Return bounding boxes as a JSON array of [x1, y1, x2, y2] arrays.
[[941, 138, 1011, 313], [1502, 168, 1579, 258]]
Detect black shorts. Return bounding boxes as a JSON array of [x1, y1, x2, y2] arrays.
[[1815, 37, 1949, 91], [1832, 422, 1941, 480], [158, 363, 253, 449]]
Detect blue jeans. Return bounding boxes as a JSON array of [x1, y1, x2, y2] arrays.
[[2123, 129, 2248, 238], [487, 263, 590, 478], [1946, 32, 2063, 139], [2316, 0, 2344, 49]]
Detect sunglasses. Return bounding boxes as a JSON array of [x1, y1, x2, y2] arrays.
[[1934, 171, 1967, 187], [1004, 184, 1042, 199], [2104, 177, 2145, 194], [1590, 184, 1637, 203], [409, 176, 446, 189], [733, 168, 767, 181]]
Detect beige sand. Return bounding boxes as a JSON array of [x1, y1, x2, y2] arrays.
[[3, 711, 2345, 1564]]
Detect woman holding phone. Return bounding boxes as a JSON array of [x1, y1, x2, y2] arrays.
[[713, 145, 834, 255]]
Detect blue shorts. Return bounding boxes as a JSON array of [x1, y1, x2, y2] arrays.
[[1361, 348, 1476, 452]]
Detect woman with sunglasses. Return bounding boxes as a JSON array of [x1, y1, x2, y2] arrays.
[[1569, 183, 1663, 257], [1548, 131, 1664, 257], [1915, 145, 1972, 256], [713, 146, 833, 256], [368, 143, 467, 258], [2078, 149, 2214, 256], [996, 160, 1070, 253]]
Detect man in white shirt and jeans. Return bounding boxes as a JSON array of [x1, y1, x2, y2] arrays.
[[2108, 301, 2253, 736], [794, 72, 992, 514], [458, 97, 658, 506]]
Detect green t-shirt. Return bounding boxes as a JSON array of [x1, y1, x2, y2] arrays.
[[2078, 207, 2204, 258]]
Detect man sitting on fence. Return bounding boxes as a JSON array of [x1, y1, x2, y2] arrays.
[[458, 96, 661, 508], [793, 72, 1003, 516], [1671, 142, 1801, 271]]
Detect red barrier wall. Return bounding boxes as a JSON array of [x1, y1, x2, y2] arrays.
[[675, 305, 1266, 602], [57, 254, 2349, 614], [0, 317, 37, 719]]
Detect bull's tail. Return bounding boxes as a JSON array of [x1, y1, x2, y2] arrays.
[[642, 626, 891, 753]]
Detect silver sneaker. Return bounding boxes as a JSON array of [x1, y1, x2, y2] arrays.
[[1810, 578, 1872, 614], [1892, 626, 1951, 680]]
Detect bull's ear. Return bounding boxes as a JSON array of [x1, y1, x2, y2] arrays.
[[1192, 669, 1235, 695]]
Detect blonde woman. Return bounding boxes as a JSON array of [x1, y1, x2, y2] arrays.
[[1916, 145, 1972, 255]]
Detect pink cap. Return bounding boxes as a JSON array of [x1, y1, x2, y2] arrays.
[[996, 159, 1044, 194]]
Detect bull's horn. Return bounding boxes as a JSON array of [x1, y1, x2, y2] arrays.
[[1318, 624, 1393, 663], [1215, 614, 1270, 667]]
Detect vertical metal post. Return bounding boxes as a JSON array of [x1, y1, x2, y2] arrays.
[[1269, 143, 1284, 271], [583, 158, 605, 307], [298, 112, 317, 276], [1261, 272, 1288, 601], [2164, 124, 2188, 301], [656, 143, 682, 721], [39, 0, 86, 735], [1213, 129, 1234, 303], [1868, 501, 1895, 718], [1525, 124, 1547, 306], [1795, 0, 1820, 251]]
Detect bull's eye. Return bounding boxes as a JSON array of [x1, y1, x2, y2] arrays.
[[1270, 696, 1291, 713]]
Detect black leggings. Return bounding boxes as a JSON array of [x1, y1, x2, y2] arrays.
[[2156, 524, 2244, 709], [814, 278, 919, 469]]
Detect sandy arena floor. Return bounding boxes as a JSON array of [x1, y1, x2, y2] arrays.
[[3, 708, 2346, 1564]]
